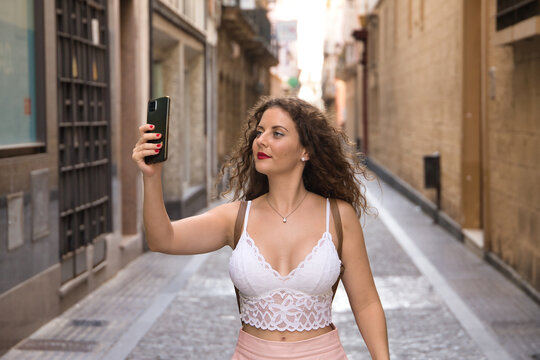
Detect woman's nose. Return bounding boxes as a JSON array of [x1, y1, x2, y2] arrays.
[[256, 132, 267, 147]]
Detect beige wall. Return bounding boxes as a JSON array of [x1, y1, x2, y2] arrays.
[[368, 0, 464, 221], [342, 67, 361, 145], [120, 0, 150, 235], [368, 0, 540, 292], [186, 50, 206, 188], [159, 41, 184, 198], [216, 7, 275, 166], [152, 13, 206, 201], [485, 2, 540, 290], [217, 30, 242, 163], [217, 30, 265, 163], [269, 72, 282, 96]]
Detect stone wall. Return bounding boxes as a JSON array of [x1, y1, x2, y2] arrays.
[[486, 4, 540, 290], [368, 0, 464, 221]]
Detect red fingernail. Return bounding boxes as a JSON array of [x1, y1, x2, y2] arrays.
[[155, 149, 159, 153], [156, 143, 162, 148], [150, 125, 154, 129], [156, 133, 161, 138]]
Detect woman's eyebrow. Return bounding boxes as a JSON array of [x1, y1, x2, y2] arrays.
[[256, 125, 289, 132]]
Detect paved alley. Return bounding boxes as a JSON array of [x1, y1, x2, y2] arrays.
[[2, 179, 539, 360]]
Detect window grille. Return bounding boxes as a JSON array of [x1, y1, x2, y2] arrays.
[[56, 0, 112, 268]]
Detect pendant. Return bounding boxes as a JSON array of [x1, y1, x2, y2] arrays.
[[283, 218, 287, 223]]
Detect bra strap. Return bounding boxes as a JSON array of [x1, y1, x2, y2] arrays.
[[325, 198, 330, 232], [233, 201, 248, 315], [330, 198, 345, 301]]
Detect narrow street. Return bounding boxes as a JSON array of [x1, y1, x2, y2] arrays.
[[3, 177, 539, 360]]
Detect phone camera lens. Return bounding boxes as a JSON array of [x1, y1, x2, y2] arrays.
[[149, 101, 157, 112]]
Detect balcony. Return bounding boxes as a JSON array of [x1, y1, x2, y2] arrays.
[[494, 0, 540, 45], [221, 0, 278, 66]]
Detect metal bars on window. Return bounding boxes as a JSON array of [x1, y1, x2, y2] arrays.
[[56, 0, 111, 262], [496, 0, 540, 31]]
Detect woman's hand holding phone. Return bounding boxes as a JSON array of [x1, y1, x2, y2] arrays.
[[132, 124, 164, 178]]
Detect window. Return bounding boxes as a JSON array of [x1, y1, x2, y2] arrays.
[[0, 0, 45, 157], [497, 0, 540, 31]]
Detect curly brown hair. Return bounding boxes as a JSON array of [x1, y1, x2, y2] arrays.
[[218, 96, 375, 218]]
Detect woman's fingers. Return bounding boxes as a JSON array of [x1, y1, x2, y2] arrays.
[[133, 125, 165, 177], [132, 149, 159, 163], [136, 132, 162, 144], [138, 142, 163, 152], [135, 129, 162, 147], [132, 143, 162, 161], [140, 149, 161, 158], [138, 124, 154, 136], [143, 132, 162, 140]]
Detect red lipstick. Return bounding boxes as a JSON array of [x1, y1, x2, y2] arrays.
[[257, 152, 271, 159]]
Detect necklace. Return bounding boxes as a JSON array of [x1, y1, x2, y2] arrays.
[[265, 191, 309, 223]]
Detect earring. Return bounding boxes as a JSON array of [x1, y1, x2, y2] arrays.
[[301, 157, 306, 162]]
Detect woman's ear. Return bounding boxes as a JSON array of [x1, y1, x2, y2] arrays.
[[301, 150, 310, 162]]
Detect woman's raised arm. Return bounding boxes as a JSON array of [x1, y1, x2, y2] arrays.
[[133, 124, 237, 255]]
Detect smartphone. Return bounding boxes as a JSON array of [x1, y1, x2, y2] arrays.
[[144, 96, 170, 164]]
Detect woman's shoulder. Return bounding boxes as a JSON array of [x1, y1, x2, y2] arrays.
[[206, 200, 245, 222], [332, 198, 358, 225], [216, 199, 246, 210]]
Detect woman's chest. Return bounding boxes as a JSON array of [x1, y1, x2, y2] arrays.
[[229, 232, 341, 296]]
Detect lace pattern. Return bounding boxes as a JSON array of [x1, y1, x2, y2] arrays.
[[240, 289, 333, 332], [243, 231, 333, 281], [229, 199, 341, 332]]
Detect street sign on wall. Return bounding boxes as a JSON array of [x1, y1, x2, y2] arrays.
[[275, 20, 297, 43]]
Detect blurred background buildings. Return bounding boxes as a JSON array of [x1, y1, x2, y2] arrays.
[[0, 0, 539, 355], [323, 0, 540, 307], [0, 0, 278, 353]]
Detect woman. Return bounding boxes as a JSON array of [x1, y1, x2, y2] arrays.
[[132, 96, 389, 359]]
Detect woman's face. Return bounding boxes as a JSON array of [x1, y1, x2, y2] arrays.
[[252, 107, 308, 176]]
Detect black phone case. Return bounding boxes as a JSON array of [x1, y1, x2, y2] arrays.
[[144, 96, 170, 164]]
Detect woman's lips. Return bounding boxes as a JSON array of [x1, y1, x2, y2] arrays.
[[257, 152, 271, 159]]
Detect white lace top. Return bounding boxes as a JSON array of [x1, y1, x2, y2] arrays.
[[228, 199, 342, 332]]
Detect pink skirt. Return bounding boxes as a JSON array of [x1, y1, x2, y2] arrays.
[[231, 326, 348, 360]]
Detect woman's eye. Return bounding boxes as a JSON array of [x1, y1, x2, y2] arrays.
[[255, 131, 262, 137], [274, 132, 284, 137]]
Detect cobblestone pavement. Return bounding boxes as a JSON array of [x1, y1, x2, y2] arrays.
[[2, 178, 539, 359], [366, 180, 540, 360]]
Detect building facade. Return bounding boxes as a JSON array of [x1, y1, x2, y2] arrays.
[[0, 0, 277, 353], [267, 0, 300, 96], [485, 0, 540, 295], [217, 0, 278, 165], [322, 0, 367, 133], [151, 0, 212, 218], [0, 0, 150, 353], [358, 0, 540, 295]]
